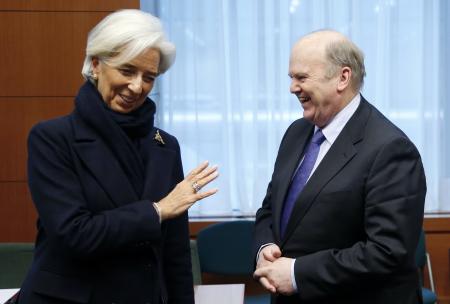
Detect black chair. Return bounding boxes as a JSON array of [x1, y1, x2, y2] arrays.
[[415, 230, 437, 304], [196, 221, 270, 304], [0, 243, 34, 288]]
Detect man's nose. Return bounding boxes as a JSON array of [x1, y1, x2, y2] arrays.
[[128, 77, 143, 94], [290, 79, 301, 94]]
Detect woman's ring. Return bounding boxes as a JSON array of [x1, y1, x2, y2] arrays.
[[192, 181, 201, 193]]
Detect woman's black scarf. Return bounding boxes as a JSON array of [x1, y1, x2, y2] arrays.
[[75, 81, 156, 198]]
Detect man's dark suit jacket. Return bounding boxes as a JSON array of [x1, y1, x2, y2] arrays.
[[254, 97, 426, 304], [18, 110, 193, 303]]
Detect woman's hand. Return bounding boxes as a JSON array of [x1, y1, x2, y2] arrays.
[[156, 161, 219, 221]]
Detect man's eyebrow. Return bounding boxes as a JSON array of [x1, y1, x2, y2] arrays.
[[289, 72, 308, 78]]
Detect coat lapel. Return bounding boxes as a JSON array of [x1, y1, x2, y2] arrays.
[[140, 129, 177, 202], [71, 114, 139, 207], [281, 98, 371, 245], [273, 123, 315, 242]]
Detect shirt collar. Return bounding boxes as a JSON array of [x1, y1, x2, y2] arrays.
[[315, 93, 361, 145]]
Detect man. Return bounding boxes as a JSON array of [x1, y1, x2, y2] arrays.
[[253, 30, 426, 303]]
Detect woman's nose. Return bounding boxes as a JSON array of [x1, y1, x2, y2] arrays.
[[128, 77, 143, 94]]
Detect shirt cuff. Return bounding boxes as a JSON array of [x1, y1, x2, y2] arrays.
[[256, 243, 276, 263], [152, 202, 162, 224], [291, 258, 298, 292]]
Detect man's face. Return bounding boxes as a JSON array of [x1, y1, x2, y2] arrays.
[[288, 43, 340, 127]]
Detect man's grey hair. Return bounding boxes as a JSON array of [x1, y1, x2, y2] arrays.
[[324, 38, 366, 91]]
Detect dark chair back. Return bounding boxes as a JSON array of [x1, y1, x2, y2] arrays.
[[415, 229, 426, 268], [0, 243, 34, 288], [196, 221, 270, 304], [197, 220, 254, 275]]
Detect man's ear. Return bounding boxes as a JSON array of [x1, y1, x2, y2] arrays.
[[337, 67, 351, 92]]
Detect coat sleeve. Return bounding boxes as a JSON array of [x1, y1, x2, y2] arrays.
[[253, 181, 276, 261], [295, 136, 426, 300], [27, 121, 162, 258]]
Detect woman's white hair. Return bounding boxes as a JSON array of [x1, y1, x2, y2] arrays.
[[81, 9, 175, 81]]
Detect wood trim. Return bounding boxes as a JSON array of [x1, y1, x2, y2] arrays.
[[189, 221, 218, 239], [0, 97, 74, 181], [0, 182, 36, 242], [201, 273, 267, 296], [424, 216, 450, 232], [0, 12, 109, 97]]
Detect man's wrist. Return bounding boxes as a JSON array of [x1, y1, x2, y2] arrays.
[[256, 243, 276, 264]]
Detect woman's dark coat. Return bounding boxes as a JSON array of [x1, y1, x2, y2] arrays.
[[19, 83, 194, 304]]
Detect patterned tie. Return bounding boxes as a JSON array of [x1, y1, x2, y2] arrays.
[[280, 129, 326, 237]]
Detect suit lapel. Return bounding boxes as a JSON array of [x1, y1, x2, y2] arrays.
[[273, 124, 315, 242], [281, 98, 371, 245], [71, 114, 139, 207]]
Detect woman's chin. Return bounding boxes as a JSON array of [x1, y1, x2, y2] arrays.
[[111, 102, 135, 113]]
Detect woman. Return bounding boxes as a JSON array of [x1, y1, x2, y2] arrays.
[[18, 9, 218, 304]]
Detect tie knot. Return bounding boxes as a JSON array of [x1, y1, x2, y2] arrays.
[[311, 129, 326, 145]]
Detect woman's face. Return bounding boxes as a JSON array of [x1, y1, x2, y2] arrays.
[[92, 48, 160, 113]]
